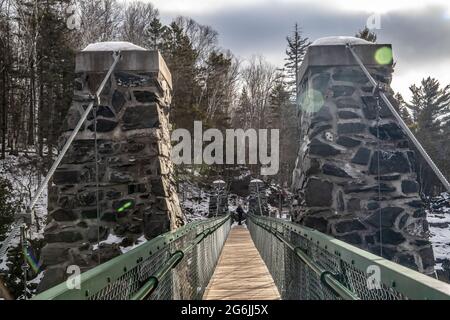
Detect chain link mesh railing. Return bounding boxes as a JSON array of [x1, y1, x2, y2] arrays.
[[33, 215, 231, 300], [248, 214, 450, 300]]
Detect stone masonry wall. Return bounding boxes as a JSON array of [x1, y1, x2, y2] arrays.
[[38, 45, 184, 291], [291, 39, 435, 274]]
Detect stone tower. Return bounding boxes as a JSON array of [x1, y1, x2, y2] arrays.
[[38, 42, 184, 291], [291, 37, 435, 274]]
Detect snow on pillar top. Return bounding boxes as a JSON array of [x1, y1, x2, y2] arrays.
[[76, 41, 172, 89], [298, 36, 393, 82]]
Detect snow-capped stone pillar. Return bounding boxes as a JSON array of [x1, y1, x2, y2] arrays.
[[291, 37, 435, 274], [38, 42, 184, 291]]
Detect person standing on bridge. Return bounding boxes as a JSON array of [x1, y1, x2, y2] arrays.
[[236, 204, 245, 225]]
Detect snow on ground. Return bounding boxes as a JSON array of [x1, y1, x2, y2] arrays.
[[0, 154, 47, 273], [427, 192, 450, 271], [179, 181, 210, 222]]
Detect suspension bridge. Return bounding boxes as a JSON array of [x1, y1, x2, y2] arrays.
[[31, 208, 450, 300], [2, 38, 450, 300]]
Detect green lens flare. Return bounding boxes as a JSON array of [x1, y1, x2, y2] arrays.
[[123, 201, 133, 209], [375, 47, 393, 65], [298, 89, 324, 113], [117, 201, 134, 213]]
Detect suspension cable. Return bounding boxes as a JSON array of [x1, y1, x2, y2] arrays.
[[346, 44, 450, 192]]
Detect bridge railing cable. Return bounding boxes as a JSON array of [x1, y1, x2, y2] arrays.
[[248, 214, 450, 300], [32, 215, 231, 300]]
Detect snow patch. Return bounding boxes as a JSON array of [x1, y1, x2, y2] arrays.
[[82, 41, 147, 52], [312, 36, 371, 46]]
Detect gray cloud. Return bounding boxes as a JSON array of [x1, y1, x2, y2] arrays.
[[159, 2, 450, 95]]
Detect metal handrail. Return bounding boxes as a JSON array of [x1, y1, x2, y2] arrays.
[[346, 44, 450, 192], [32, 214, 230, 300], [248, 214, 450, 300], [131, 215, 231, 300], [250, 215, 359, 300]]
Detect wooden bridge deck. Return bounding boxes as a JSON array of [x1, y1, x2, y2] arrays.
[[203, 225, 281, 300]]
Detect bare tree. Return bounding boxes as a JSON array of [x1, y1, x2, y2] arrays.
[[173, 16, 218, 66], [239, 55, 280, 129], [76, 0, 122, 49], [121, 1, 159, 47]]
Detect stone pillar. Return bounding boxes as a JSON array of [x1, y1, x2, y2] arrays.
[[39, 42, 184, 291], [291, 37, 434, 274], [248, 179, 269, 216], [208, 180, 228, 217]]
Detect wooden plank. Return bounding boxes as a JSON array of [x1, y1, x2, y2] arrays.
[[203, 226, 280, 300]]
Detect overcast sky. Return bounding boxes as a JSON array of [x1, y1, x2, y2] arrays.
[[139, 0, 450, 100]]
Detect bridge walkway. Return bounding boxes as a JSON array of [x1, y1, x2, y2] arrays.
[[203, 225, 280, 300]]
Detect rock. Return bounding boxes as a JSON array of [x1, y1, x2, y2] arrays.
[[53, 170, 81, 185], [375, 229, 405, 245], [398, 214, 409, 229], [337, 191, 345, 211], [115, 71, 152, 87], [366, 207, 404, 227], [397, 253, 418, 270], [351, 147, 371, 165], [94, 243, 121, 263], [407, 200, 424, 208], [338, 111, 360, 119], [401, 180, 419, 194], [122, 105, 159, 130], [367, 202, 379, 210], [101, 211, 117, 222], [309, 124, 332, 138], [40, 244, 69, 266], [37, 266, 68, 293], [419, 247, 435, 270], [332, 85, 355, 97], [87, 226, 108, 242], [51, 208, 78, 222], [45, 230, 83, 243], [96, 105, 115, 118], [361, 96, 391, 119], [112, 90, 126, 112], [302, 216, 328, 233], [369, 151, 410, 174], [334, 219, 366, 233], [134, 91, 158, 103], [81, 209, 98, 219], [344, 182, 395, 194], [336, 136, 361, 148], [348, 198, 361, 211], [337, 123, 366, 134], [309, 139, 341, 157], [369, 245, 397, 260], [311, 73, 330, 93], [413, 209, 426, 218], [88, 119, 118, 132], [337, 233, 362, 245], [305, 178, 333, 207], [369, 123, 404, 140], [311, 106, 332, 123], [336, 97, 360, 109], [322, 163, 350, 177]]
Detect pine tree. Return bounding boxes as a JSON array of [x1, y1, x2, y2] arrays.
[[284, 23, 310, 100], [355, 26, 377, 43], [407, 77, 450, 194], [145, 17, 167, 51], [393, 93, 413, 126]]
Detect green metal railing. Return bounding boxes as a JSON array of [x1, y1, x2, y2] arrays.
[[33, 215, 231, 300], [248, 214, 450, 300]]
